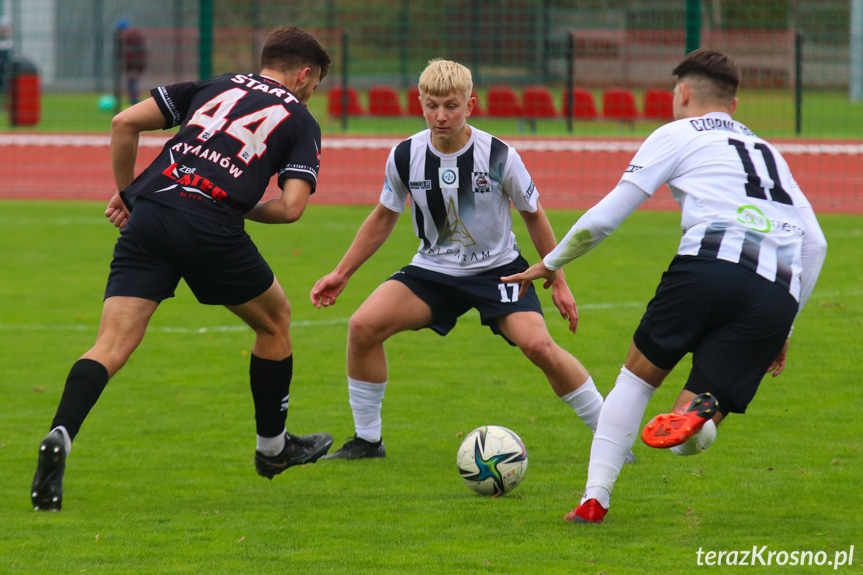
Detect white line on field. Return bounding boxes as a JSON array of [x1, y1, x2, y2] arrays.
[[2, 290, 856, 336], [0, 301, 642, 335]]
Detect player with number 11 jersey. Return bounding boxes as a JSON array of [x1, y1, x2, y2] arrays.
[[620, 111, 808, 299], [501, 48, 828, 525]]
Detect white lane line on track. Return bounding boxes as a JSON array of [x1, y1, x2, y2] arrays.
[[0, 134, 860, 155]]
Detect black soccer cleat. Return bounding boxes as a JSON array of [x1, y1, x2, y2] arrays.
[[255, 432, 334, 479], [32, 430, 67, 511], [320, 434, 386, 460]]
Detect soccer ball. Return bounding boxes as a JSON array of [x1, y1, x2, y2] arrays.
[[457, 425, 528, 496]]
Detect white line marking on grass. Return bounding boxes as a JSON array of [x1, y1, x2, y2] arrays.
[[0, 317, 351, 335], [0, 301, 644, 335], [2, 291, 856, 336]]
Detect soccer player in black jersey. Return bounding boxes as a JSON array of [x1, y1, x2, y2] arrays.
[[31, 26, 333, 511]]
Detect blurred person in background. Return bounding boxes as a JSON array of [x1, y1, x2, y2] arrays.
[[0, 15, 12, 100], [115, 18, 147, 105]]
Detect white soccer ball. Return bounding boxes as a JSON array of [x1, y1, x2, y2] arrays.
[[457, 425, 528, 496]]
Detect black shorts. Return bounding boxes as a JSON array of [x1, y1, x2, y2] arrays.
[[633, 256, 798, 414], [388, 255, 543, 345], [105, 197, 274, 306]]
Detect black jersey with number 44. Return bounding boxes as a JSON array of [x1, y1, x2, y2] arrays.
[[121, 73, 322, 225]]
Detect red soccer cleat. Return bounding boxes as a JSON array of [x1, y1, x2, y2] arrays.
[[564, 498, 608, 524], [641, 393, 718, 448]]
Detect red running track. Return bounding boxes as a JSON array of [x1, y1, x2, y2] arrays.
[[1, 134, 860, 214]]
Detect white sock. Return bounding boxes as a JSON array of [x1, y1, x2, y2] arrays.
[[560, 377, 603, 432], [348, 377, 387, 442], [51, 426, 72, 455], [583, 366, 656, 508], [671, 419, 717, 456], [256, 428, 286, 456]]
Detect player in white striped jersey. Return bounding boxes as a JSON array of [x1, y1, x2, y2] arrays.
[[310, 59, 611, 460], [503, 49, 827, 523]]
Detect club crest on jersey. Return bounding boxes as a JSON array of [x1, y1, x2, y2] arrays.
[[472, 171, 491, 193], [439, 167, 459, 189]]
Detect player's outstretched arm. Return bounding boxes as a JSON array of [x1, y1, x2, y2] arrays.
[[501, 261, 557, 299], [310, 203, 400, 309], [518, 203, 579, 332]]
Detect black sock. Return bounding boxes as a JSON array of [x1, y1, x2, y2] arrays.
[[249, 354, 293, 438], [51, 359, 110, 441]]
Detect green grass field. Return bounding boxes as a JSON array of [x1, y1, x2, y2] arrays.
[[3, 88, 863, 139], [1, 201, 861, 574]]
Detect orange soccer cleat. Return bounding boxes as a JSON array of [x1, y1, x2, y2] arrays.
[[641, 393, 719, 448]]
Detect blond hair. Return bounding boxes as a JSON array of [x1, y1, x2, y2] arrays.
[[418, 59, 472, 100]]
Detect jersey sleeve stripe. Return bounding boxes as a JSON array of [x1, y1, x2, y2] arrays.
[[279, 166, 318, 182], [154, 86, 181, 127], [489, 137, 509, 184], [393, 139, 412, 189]]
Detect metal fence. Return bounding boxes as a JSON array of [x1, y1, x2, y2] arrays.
[[0, 0, 861, 139], [0, 0, 856, 91]]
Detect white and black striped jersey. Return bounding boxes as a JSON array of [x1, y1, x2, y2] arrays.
[[123, 73, 321, 225], [380, 127, 538, 276], [620, 112, 816, 300]]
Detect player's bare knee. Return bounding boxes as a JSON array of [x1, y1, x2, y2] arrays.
[[347, 313, 384, 349], [256, 313, 290, 341], [519, 336, 557, 368]]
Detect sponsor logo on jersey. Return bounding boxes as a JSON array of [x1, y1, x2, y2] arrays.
[[441, 197, 476, 247], [439, 167, 459, 188], [169, 142, 245, 179], [736, 204, 771, 233], [472, 171, 491, 193], [410, 180, 432, 191], [156, 150, 228, 201], [738, 206, 805, 237], [523, 180, 536, 202], [625, 164, 643, 173]]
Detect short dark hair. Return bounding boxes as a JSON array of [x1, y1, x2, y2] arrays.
[[672, 48, 740, 101], [261, 26, 331, 81]]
